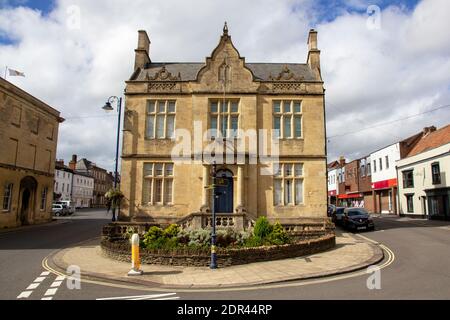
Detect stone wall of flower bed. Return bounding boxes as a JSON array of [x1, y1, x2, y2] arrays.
[[100, 234, 336, 267]]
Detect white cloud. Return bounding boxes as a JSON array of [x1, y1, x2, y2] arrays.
[[0, 0, 449, 170]]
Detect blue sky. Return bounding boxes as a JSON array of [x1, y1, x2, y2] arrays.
[[0, 0, 55, 13]]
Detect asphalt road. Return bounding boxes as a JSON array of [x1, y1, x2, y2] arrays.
[[1, 209, 450, 300]]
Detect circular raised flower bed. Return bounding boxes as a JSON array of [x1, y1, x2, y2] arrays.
[[100, 233, 336, 267]]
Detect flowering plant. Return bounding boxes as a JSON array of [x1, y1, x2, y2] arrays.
[[105, 188, 124, 209]]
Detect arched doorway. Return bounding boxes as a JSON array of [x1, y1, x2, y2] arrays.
[[18, 176, 37, 225], [214, 170, 234, 214]]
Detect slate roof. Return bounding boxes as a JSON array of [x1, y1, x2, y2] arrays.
[[133, 62, 316, 82], [407, 124, 450, 157]]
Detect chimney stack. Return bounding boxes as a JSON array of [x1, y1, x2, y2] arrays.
[[69, 154, 77, 171], [134, 30, 151, 71], [55, 159, 64, 168], [339, 156, 346, 167], [307, 29, 321, 80], [423, 126, 437, 136]]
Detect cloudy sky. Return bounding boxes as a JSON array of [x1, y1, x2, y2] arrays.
[[1, 0, 449, 171]]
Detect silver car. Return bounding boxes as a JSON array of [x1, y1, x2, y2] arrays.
[[52, 204, 68, 216]]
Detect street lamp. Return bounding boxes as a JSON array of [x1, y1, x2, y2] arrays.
[[102, 95, 122, 222], [210, 161, 218, 269]]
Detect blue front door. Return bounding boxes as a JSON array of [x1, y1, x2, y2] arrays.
[[215, 171, 233, 213]]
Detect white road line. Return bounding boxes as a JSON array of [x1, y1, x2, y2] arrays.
[[40, 271, 50, 276], [26, 283, 40, 290], [44, 288, 58, 296], [152, 297, 181, 301], [50, 281, 63, 288], [17, 291, 33, 299], [55, 275, 66, 281], [34, 276, 46, 283], [96, 293, 177, 301], [41, 297, 53, 300]]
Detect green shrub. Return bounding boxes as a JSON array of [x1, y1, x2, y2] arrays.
[[143, 226, 164, 247], [267, 222, 290, 245], [164, 224, 180, 238], [253, 217, 273, 239], [244, 235, 264, 247]]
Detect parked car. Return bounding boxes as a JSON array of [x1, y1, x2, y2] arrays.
[[342, 208, 375, 232], [327, 205, 336, 217], [331, 207, 346, 225], [55, 201, 75, 215], [52, 204, 68, 216]]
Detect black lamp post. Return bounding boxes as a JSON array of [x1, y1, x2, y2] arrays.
[[102, 96, 122, 222], [210, 161, 218, 269]]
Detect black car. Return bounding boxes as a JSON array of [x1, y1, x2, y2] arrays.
[[342, 208, 375, 232], [327, 205, 336, 217], [331, 207, 346, 225]]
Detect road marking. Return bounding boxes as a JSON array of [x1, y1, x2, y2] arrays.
[[153, 297, 180, 300], [26, 283, 40, 290], [40, 271, 50, 276], [41, 297, 53, 300], [96, 293, 177, 301], [34, 276, 46, 283], [44, 288, 58, 296], [17, 291, 33, 299], [56, 275, 66, 281], [50, 281, 63, 288]]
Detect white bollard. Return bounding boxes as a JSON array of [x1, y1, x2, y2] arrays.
[[128, 233, 143, 276]]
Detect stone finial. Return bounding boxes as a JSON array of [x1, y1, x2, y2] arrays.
[[223, 21, 228, 35]]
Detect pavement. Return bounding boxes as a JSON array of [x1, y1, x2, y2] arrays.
[[48, 231, 383, 289]]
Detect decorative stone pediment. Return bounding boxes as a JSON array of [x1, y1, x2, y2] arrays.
[[146, 66, 181, 81], [192, 23, 258, 93], [269, 65, 304, 81]]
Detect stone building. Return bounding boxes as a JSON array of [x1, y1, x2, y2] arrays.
[[120, 24, 327, 228], [69, 154, 110, 207], [0, 78, 63, 228]]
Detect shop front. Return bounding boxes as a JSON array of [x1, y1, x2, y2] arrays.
[[372, 179, 397, 214], [337, 193, 364, 208]]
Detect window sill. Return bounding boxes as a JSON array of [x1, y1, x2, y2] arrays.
[[141, 203, 174, 207], [274, 204, 305, 208], [144, 138, 176, 141], [276, 137, 304, 141]]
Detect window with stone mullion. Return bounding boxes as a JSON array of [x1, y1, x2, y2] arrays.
[[273, 163, 304, 206], [142, 163, 174, 205], [146, 100, 176, 139], [209, 100, 239, 138], [273, 100, 302, 139]]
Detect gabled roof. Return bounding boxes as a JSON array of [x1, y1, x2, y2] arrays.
[[406, 124, 450, 157], [132, 62, 316, 82]]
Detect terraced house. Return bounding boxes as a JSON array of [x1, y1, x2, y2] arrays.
[[120, 24, 327, 229]]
